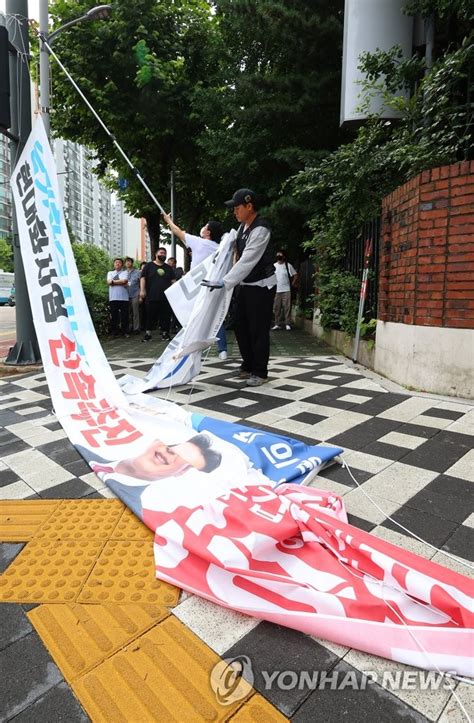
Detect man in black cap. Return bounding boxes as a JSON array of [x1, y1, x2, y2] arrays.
[[203, 188, 276, 386]]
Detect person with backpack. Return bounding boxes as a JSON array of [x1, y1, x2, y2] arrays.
[[272, 250, 298, 331]]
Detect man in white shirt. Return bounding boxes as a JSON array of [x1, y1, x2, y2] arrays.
[[203, 188, 276, 387], [272, 250, 298, 330], [107, 258, 130, 338], [162, 214, 223, 269]]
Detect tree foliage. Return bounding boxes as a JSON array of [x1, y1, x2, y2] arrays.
[[292, 3, 473, 333], [403, 0, 473, 20], [46, 0, 218, 252], [42, 0, 344, 257], [72, 242, 112, 334], [0, 237, 13, 272], [197, 0, 344, 249]]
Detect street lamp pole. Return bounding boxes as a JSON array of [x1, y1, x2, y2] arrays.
[[38, 1, 112, 142], [5, 0, 41, 365], [39, 0, 50, 140], [170, 168, 176, 257]]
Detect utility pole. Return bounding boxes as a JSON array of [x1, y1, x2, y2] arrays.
[[39, 0, 50, 139], [170, 167, 176, 258], [5, 0, 41, 365]]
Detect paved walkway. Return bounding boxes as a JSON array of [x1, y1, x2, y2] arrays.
[[1, 329, 473, 722]]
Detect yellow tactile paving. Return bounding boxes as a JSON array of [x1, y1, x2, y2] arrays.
[[0, 539, 104, 603], [0, 500, 60, 541], [77, 540, 180, 606], [111, 506, 154, 540], [72, 616, 253, 722], [35, 499, 125, 540], [28, 603, 170, 682], [230, 696, 289, 721]]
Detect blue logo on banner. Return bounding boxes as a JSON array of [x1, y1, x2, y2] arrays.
[[191, 415, 342, 486]]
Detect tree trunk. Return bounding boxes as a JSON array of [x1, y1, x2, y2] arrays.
[[145, 213, 161, 257]]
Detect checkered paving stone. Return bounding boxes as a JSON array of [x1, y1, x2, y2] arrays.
[[1, 353, 473, 721]]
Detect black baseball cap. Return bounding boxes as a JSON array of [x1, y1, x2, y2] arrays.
[[224, 188, 257, 208]]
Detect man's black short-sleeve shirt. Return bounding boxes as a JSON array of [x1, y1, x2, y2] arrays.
[[141, 261, 175, 301]]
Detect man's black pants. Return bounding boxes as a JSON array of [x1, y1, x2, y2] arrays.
[[234, 284, 276, 379], [110, 300, 129, 336], [145, 298, 172, 333]]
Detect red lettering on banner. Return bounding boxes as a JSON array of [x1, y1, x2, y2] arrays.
[[62, 371, 96, 400], [49, 334, 81, 369], [72, 399, 141, 447]]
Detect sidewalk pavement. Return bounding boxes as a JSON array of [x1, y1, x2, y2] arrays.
[[1, 328, 473, 722]]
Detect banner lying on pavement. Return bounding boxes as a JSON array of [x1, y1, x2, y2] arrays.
[[12, 118, 473, 679]]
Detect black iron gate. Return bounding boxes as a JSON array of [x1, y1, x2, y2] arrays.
[[343, 216, 380, 320]]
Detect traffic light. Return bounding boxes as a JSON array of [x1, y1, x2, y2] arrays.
[[0, 25, 11, 130]]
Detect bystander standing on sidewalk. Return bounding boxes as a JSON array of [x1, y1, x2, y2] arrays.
[[140, 248, 175, 342], [107, 258, 130, 338], [272, 250, 298, 331], [125, 257, 141, 334]]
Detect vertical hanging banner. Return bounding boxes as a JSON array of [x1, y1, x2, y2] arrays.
[[12, 119, 474, 679]]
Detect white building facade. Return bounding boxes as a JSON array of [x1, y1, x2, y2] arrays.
[[54, 138, 111, 252], [0, 133, 12, 240]]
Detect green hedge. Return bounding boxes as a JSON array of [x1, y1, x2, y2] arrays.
[[72, 242, 113, 337]]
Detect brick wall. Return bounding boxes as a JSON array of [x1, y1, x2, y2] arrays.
[[378, 160, 474, 329]]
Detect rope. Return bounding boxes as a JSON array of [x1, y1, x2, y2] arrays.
[[335, 559, 473, 722], [340, 458, 473, 571], [33, 30, 165, 215]]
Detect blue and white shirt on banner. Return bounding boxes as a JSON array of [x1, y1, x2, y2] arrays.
[[191, 414, 342, 486]]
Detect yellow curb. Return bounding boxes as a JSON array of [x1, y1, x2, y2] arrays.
[[2, 502, 287, 721], [72, 616, 253, 722], [0, 500, 61, 541], [0, 539, 104, 603], [28, 603, 170, 682], [77, 540, 180, 606]]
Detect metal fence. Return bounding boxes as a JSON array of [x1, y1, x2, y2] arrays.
[[343, 216, 380, 320], [296, 257, 315, 312]]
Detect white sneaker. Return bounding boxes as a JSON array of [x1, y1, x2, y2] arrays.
[[218, 351, 228, 361], [271, 325, 280, 331], [285, 324, 291, 331], [246, 375, 268, 387]]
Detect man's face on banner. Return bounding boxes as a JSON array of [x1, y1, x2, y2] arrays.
[[116, 439, 207, 481]]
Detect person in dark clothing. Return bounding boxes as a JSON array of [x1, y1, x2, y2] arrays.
[[167, 257, 184, 333], [167, 257, 184, 281], [138, 261, 147, 331], [203, 189, 275, 386], [140, 247, 175, 342]]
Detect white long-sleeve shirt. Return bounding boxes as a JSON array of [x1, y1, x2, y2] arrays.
[[184, 233, 219, 269], [223, 225, 276, 289]]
